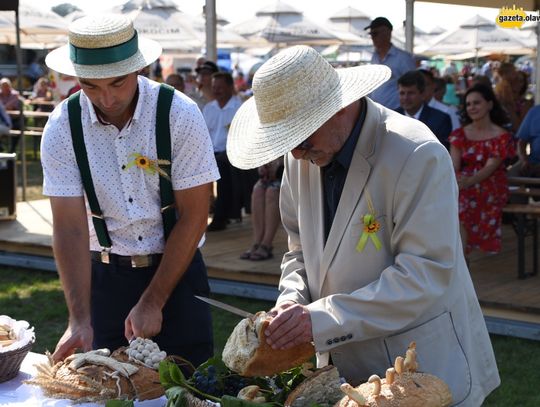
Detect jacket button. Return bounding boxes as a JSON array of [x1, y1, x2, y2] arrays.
[[347, 333, 353, 339], [333, 337, 340, 343], [326, 339, 333, 345], [340, 336, 347, 342]]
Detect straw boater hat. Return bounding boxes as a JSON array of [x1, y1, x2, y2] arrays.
[[45, 14, 161, 79], [226, 46, 391, 170]]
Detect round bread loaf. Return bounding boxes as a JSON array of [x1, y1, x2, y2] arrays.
[[284, 365, 343, 407], [335, 372, 452, 407], [222, 311, 315, 376]]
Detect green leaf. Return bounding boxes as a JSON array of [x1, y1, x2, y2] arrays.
[[165, 386, 189, 407], [105, 400, 134, 407], [159, 360, 174, 387], [221, 395, 277, 407], [169, 361, 186, 384]]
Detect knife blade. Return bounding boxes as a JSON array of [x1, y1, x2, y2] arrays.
[[194, 295, 254, 318]]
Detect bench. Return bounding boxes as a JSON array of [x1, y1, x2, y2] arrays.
[[504, 176, 540, 279], [502, 204, 540, 279]]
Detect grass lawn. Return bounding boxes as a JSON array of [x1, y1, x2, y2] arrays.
[[1, 266, 540, 406]]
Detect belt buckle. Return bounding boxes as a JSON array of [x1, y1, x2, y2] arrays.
[[131, 255, 150, 268]]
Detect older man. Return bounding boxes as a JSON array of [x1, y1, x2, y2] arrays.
[[227, 46, 499, 406], [41, 14, 218, 368], [0, 78, 21, 111], [366, 17, 415, 110], [396, 70, 452, 149]]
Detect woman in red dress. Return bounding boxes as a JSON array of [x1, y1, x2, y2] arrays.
[[449, 84, 514, 257]]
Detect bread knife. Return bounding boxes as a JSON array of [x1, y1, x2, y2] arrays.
[[194, 295, 254, 318]]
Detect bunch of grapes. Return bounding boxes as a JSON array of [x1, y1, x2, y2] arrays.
[[192, 365, 219, 397], [222, 374, 249, 397], [190, 364, 255, 399]]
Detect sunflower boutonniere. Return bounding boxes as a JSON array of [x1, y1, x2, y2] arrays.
[[125, 153, 171, 181], [356, 190, 382, 252]]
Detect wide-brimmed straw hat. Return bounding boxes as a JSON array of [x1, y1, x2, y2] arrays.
[[226, 46, 391, 170], [45, 14, 161, 79]]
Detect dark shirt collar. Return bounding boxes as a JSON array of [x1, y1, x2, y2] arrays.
[[327, 98, 366, 171]]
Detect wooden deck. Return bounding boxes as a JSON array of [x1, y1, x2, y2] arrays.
[[1, 199, 540, 326]]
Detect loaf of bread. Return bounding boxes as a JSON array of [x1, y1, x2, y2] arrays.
[[284, 365, 343, 407], [222, 311, 315, 376], [24, 347, 163, 403], [334, 343, 452, 407]]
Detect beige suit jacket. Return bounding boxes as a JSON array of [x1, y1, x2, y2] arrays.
[[278, 98, 499, 406]]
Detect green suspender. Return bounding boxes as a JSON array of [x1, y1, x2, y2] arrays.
[[155, 84, 176, 240], [67, 84, 176, 249], [68, 91, 112, 249]]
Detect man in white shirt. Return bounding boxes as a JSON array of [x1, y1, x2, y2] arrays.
[[203, 72, 243, 231], [41, 14, 219, 369], [419, 69, 461, 131]]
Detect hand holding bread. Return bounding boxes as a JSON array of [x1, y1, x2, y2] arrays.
[[264, 302, 313, 350], [222, 311, 315, 377]]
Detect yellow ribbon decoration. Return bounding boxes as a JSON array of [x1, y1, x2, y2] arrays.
[[356, 190, 382, 252], [124, 153, 171, 181]]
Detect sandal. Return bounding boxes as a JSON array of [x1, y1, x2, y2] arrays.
[[240, 244, 259, 260], [249, 244, 273, 261]]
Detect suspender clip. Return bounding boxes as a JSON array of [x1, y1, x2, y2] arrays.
[[160, 203, 175, 213], [100, 248, 111, 264]]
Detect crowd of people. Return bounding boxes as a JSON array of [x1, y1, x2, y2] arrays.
[[363, 16, 535, 261], [0, 75, 56, 153]]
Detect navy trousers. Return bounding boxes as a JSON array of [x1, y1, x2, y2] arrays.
[[91, 249, 213, 369]]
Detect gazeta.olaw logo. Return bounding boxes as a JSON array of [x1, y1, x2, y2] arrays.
[[496, 5, 540, 28]]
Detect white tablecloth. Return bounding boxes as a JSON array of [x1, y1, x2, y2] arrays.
[[0, 352, 167, 406]]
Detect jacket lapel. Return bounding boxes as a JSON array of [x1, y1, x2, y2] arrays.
[[318, 99, 381, 294]]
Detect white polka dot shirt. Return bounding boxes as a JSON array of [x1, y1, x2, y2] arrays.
[[41, 76, 219, 255]]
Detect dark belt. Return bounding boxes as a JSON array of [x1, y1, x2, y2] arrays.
[[90, 251, 162, 268]]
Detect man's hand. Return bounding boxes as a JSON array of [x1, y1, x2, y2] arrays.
[[265, 301, 313, 350], [124, 300, 163, 341], [52, 321, 93, 363]]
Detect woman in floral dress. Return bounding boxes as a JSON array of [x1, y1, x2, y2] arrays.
[[449, 84, 514, 256]]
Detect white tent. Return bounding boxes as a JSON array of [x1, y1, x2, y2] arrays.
[[112, 0, 250, 52], [417, 15, 533, 57], [328, 6, 371, 33], [226, 0, 340, 46], [0, 1, 68, 48]]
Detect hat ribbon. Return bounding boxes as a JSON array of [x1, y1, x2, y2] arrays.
[[69, 32, 139, 66]]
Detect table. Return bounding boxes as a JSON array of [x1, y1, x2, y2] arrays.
[[0, 352, 167, 406]]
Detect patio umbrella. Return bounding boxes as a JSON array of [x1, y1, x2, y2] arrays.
[[327, 6, 371, 34], [112, 0, 250, 52], [418, 15, 533, 58], [0, 0, 68, 48], [226, 0, 339, 46]]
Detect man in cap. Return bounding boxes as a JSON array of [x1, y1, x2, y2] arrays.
[[42, 14, 219, 367], [192, 60, 219, 110], [227, 46, 499, 405], [366, 17, 415, 110]]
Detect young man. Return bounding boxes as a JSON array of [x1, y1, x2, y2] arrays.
[[203, 72, 243, 231], [42, 14, 219, 368], [227, 46, 499, 406]]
